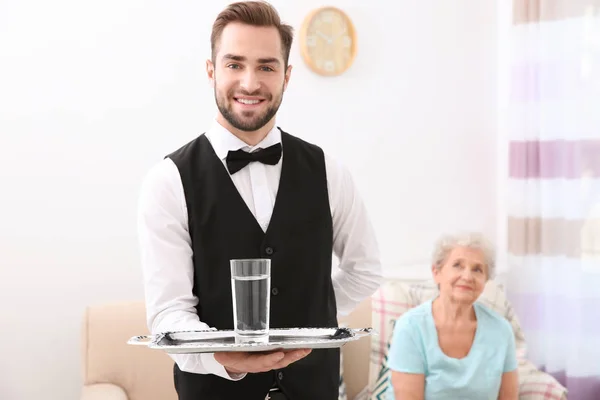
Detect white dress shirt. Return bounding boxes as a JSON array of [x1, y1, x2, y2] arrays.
[[137, 120, 382, 380]]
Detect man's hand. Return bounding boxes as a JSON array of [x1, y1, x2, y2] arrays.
[[214, 349, 312, 374]]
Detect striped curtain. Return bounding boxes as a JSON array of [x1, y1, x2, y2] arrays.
[[505, 1, 600, 398]]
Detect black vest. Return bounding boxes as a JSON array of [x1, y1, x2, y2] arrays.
[[166, 128, 340, 400]]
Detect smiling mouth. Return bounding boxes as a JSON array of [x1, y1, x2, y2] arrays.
[[456, 285, 473, 291], [234, 97, 264, 106]]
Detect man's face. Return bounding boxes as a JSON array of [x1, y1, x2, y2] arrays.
[[207, 22, 292, 133]]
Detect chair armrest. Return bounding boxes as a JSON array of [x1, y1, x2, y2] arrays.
[[81, 383, 128, 400]]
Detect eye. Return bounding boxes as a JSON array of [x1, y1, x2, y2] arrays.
[[453, 262, 461, 268], [260, 66, 275, 72], [227, 63, 241, 69]]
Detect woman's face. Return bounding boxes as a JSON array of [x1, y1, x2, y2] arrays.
[[432, 246, 488, 305]]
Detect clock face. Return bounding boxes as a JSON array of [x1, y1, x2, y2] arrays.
[[300, 7, 356, 76]]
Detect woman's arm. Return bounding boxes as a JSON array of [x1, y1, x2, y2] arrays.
[[391, 371, 425, 400], [498, 369, 519, 400], [498, 317, 519, 399], [387, 315, 427, 400]]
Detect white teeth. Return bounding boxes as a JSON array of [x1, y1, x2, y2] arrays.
[[237, 98, 260, 105]]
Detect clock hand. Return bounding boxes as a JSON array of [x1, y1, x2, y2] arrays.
[[316, 30, 332, 44]]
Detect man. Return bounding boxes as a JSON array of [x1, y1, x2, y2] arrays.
[[137, 1, 382, 399]]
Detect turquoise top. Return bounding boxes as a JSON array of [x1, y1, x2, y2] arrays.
[[386, 299, 517, 400]]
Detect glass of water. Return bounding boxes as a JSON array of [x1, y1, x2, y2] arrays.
[[230, 258, 271, 343]]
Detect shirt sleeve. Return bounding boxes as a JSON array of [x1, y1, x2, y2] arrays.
[[325, 154, 383, 317], [387, 315, 426, 374], [503, 319, 518, 373], [137, 158, 245, 381]]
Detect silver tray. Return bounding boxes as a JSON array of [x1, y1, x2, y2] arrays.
[[128, 327, 375, 354]]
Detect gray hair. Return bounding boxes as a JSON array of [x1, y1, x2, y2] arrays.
[[431, 232, 496, 280]]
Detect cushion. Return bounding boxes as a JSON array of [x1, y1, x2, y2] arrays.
[[518, 360, 568, 400], [368, 280, 414, 388], [81, 383, 128, 400], [367, 278, 568, 399]]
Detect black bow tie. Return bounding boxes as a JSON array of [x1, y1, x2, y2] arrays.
[[226, 143, 282, 174]]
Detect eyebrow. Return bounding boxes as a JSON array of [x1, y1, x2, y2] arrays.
[[257, 57, 281, 65], [453, 258, 484, 266], [222, 54, 281, 65]]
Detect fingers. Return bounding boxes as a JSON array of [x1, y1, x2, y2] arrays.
[[271, 349, 312, 370], [255, 351, 285, 372], [229, 351, 286, 374], [214, 349, 312, 374]]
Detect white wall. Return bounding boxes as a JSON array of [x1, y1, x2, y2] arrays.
[[0, 0, 497, 398]]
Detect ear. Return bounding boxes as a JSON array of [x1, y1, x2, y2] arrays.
[[206, 59, 215, 87], [283, 64, 292, 91], [431, 263, 441, 285]]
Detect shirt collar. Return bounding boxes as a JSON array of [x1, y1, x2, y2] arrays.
[[206, 119, 282, 161]]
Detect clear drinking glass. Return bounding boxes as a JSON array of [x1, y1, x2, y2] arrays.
[[230, 258, 271, 343]]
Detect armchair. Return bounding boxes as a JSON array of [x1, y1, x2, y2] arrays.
[[80, 301, 176, 400]]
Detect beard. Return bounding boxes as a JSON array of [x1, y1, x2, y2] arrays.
[[214, 84, 284, 132]]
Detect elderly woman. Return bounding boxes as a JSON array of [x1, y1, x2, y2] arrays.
[[387, 233, 518, 400]]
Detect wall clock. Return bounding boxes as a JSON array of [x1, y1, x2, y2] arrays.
[[299, 6, 357, 77]]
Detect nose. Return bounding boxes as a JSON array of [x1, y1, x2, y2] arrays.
[[239, 69, 261, 94], [461, 268, 475, 281]]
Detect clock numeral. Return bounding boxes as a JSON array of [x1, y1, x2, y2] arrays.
[[324, 61, 335, 72], [307, 35, 317, 47], [343, 36, 351, 48], [320, 12, 333, 23]]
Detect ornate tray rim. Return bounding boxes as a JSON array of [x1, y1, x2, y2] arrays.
[[128, 327, 376, 353]]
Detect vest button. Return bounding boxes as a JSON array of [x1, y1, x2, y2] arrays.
[[265, 246, 274, 255], [277, 371, 283, 380], [271, 287, 279, 296]]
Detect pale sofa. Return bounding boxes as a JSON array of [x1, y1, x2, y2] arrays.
[[79, 278, 567, 400]]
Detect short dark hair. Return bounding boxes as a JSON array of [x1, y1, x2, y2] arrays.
[[210, 1, 294, 67]]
